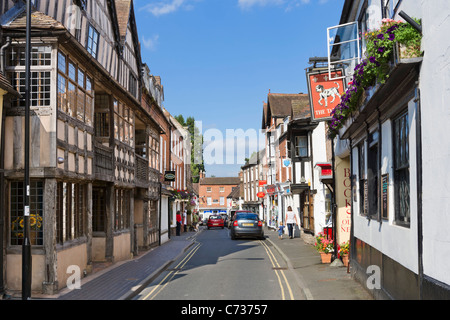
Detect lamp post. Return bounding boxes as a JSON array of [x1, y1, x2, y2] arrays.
[[22, 0, 32, 300]]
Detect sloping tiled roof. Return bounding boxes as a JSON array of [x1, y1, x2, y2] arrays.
[[0, 72, 20, 97], [200, 177, 240, 186], [227, 184, 243, 199], [2, 8, 65, 30], [290, 94, 311, 120], [115, 0, 132, 41], [261, 102, 267, 129], [267, 93, 301, 118]]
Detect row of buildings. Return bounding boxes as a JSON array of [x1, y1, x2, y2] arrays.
[[240, 0, 450, 300], [0, 0, 195, 295]]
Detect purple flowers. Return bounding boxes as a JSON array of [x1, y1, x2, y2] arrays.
[[328, 20, 408, 137]]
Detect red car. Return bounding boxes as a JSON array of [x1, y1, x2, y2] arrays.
[[207, 215, 224, 229]]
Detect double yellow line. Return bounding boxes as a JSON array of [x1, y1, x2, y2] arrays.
[[259, 240, 294, 300], [141, 243, 201, 300]]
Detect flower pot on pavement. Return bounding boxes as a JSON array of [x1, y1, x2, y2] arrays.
[[342, 254, 349, 267], [320, 253, 332, 264]]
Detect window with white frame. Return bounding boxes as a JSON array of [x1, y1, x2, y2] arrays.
[[327, 21, 360, 80], [220, 197, 224, 205], [295, 136, 308, 157], [207, 197, 212, 205], [7, 46, 52, 108]]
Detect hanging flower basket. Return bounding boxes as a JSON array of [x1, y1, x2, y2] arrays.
[[328, 18, 423, 138]]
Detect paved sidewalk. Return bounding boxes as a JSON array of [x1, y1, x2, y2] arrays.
[[264, 226, 373, 300], [56, 231, 198, 300]]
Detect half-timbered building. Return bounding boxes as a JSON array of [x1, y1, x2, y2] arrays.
[[0, 0, 166, 295]]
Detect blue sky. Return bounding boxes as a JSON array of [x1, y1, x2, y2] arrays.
[[134, 0, 345, 177]]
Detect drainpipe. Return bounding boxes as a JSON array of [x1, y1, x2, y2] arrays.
[[0, 36, 11, 74], [415, 86, 424, 299]]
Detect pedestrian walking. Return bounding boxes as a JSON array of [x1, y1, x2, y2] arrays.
[[278, 222, 285, 239], [193, 212, 199, 231], [285, 206, 298, 239], [183, 209, 187, 232], [176, 211, 182, 236]]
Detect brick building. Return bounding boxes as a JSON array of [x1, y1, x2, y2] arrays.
[[197, 171, 240, 220]]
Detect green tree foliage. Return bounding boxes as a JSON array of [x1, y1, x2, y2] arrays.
[[175, 114, 205, 183]]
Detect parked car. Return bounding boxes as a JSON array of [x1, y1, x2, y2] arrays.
[[207, 215, 224, 229], [230, 211, 264, 240]]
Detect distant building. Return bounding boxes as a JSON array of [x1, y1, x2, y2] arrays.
[[197, 171, 240, 220], [241, 150, 265, 218]]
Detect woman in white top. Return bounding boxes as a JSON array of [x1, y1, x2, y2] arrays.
[[285, 206, 298, 239]]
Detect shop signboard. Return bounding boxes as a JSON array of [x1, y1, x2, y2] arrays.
[[307, 69, 345, 122], [164, 171, 176, 181]]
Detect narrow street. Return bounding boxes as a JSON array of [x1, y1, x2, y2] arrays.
[[135, 227, 304, 300]]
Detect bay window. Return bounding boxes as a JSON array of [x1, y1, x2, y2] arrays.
[[8, 46, 52, 108], [57, 50, 94, 125]]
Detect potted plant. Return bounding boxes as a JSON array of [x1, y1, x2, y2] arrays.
[[314, 232, 334, 263], [339, 241, 350, 267]]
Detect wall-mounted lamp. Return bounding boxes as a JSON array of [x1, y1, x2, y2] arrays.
[[57, 157, 64, 164]]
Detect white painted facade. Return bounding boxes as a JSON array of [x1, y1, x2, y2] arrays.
[[417, 0, 450, 288], [336, 0, 450, 297]]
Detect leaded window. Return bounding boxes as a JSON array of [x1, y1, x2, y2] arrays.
[[114, 189, 130, 231], [359, 142, 367, 216], [87, 24, 99, 59], [56, 182, 87, 244], [114, 99, 135, 147], [57, 50, 94, 125], [394, 111, 410, 226], [10, 180, 44, 246], [367, 131, 379, 219], [94, 94, 110, 138]]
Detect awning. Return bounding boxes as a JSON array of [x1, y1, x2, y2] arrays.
[[291, 183, 310, 194]]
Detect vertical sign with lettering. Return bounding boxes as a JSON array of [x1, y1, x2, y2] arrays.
[[381, 174, 389, 219]]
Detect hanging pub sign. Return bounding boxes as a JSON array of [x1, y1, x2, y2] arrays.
[[307, 69, 345, 122], [257, 192, 266, 198], [164, 171, 176, 181]]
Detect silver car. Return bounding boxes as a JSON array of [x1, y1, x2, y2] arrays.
[[230, 211, 264, 240]]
